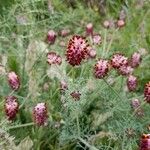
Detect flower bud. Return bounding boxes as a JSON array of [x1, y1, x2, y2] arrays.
[[5, 96, 19, 120], [127, 75, 137, 91], [8, 71, 20, 91], [60, 29, 70, 37], [86, 23, 93, 36], [144, 82, 150, 103], [33, 103, 48, 126], [94, 59, 109, 79], [47, 30, 56, 44], [60, 80, 68, 94]]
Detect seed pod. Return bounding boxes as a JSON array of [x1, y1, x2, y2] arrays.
[[66, 35, 90, 66], [47, 30, 56, 44], [127, 75, 137, 91], [144, 82, 150, 103], [8, 71, 20, 91], [5, 96, 19, 120], [94, 59, 109, 79], [33, 103, 48, 126]]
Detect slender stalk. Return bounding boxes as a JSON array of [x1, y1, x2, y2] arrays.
[[78, 137, 99, 150], [8, 122, 34, 130], [103, 78, 123, 101], [76, 113, 80, 137]]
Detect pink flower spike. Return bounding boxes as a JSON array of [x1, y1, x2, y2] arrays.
[[33, 103, 48, 126], [8, 71, 20, 91], [94, 59, 109, 79], [127, 75, 137, 91], [5, 96, 19, 120], [130, 52, 142, 68]]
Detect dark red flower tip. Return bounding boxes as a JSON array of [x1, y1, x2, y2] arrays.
[[70, 91, 81, 101], [129, 52, 142, 68], [8, 71, 20, 91], [111, 53, 128, 69], [33, 103, 48, 126], [94, 59, 109, 79], [5, 96, 19, 120], [139, 134, 150, 150], [66, 35, 90, 66], [144, 82, 150, 104], [127, 75, 137, 91], [47, 30, 56, 44], [47, 52, 62, 65]]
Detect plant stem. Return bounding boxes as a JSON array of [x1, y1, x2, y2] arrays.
[[78, 137, 99, 150], [103, 78, 123, 101], [8, 122, 34, 130], [76, 113, 80, 137]]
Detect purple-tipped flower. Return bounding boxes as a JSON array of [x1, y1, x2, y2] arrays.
[[8, 71, 20, 91], [33, 103, 48, 126], [47, 52, 62, 65], [118, 65, 133, 76], [5, 96, 19, 120], [86, 23, 93, 36], [130, 52, 142, 68], [139, 134, 150, 150], [47, 30, 56, 44], [111, 53, 128, 69], [127, 75, 137, 91], [144, 82, 150, 104], [94, 59, 109, 79]]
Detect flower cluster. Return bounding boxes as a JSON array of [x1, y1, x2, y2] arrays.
[[139, 134, 150, 150], [144, 82, 150, 103], [66, 35, 90, 66]]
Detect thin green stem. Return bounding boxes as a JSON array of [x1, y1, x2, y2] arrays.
[[78, 137, 99, 150], [8, 122, 34, 130], [76, 113, 80, 137], [103, 78, 123, 101]]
